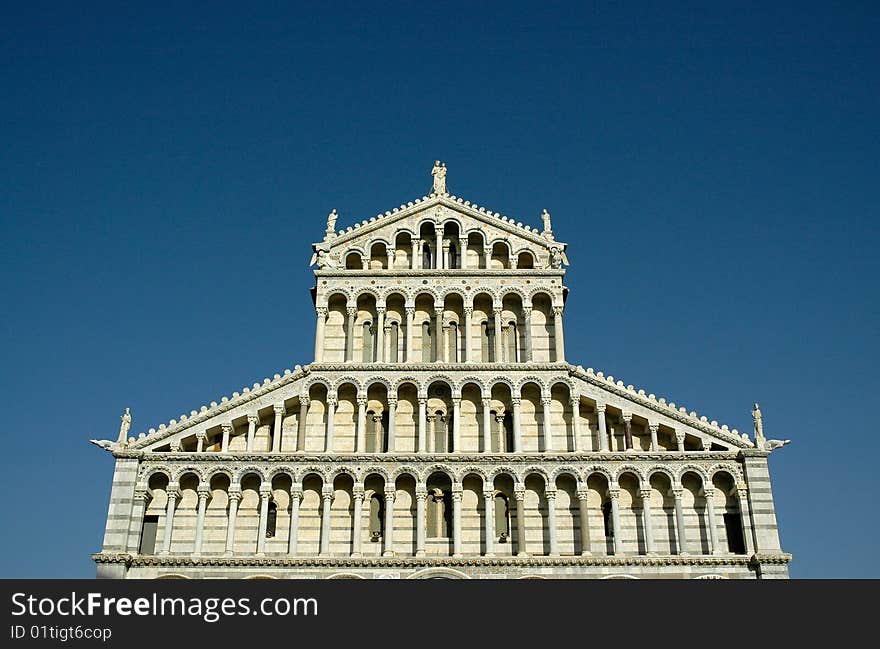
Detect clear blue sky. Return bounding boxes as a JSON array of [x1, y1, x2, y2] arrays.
[[1, 1, 877, 578]]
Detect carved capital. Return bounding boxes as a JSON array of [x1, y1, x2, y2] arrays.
[[134, 488, 149, 503], [387, 397, 398, 407], [553, 306, 564, 316], [451, 491, 463, 502], [607, 488, 620, 500], [670, 488, 684, 499], [639, 489, 653, 501], [247, 414, 259, 425], [274, 404, 286, 417], [576, 490, 589, 501], [513, 488, 526, 502], [482, 398, 492, 408], [259, 486, 272, 499], [596, 404, 606, 414], [463, 307, 473, 316], [228, 489, 243, 503], [346, 307, 357, 317], [289, 487, 304, 500], [321, 486, 334, 500], [415, 489, 428, 501], [300, 397, 310, 408], [622, 411, 632, 423], [511, 397, 521, 406], [316, 306, 328, 317], [544, 489, 557, 500], [326, 396, 338, 407], [541, 398, 552, 407], [352, 488, 365, 501], [357, 396, 368, 407], [522, 306, 533, 316], [197, 486, 211, 499], [483, 490, 495, 501], [195, 432, 207, 441], [221, 423, 233, 434], [405, 306, 415, 316], [376, 306, 386, 315], [384, 489, 396, 501], [649, 422, 660, 433]]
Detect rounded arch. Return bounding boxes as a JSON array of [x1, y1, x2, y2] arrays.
[[381, 289, 409, 305], [486, 376, 516, 394], [204, 466, 235, 483], [329, 465, 359, 482], [456, 377, 486, 396], [141, 465, 173, 484], [521, 466, 551, 485], [645, 466, 676, 483], [171, 465, 204, 483], [324, 287, 352, 303], [548, 377, 575, 394], [411, 287, 442, 305], [550, 466, 581, 484], [677, 464, 710, 485], [583, 465, 614, 484], [156, 574, 190, 579], [407, 567, 471, 580], [298, 466, 329, 484], [615, 465, 646, 485], [391, 465, 421, 482], [488, 466, 520, 485], [393, 376, 421, 392], [332, 376, 363, 395], [459, 466, 489, 484], [304, 376, 334, 394], [420, 464, 456, 483], [326, 573, 366, 580], [266, 466, 297, 482], [361, 466, 391, 483], [363, 376, 393, 393], [498, 286, 527, 302], [352, 287, 382, 303], [708, 463, 744, 487], [516, 376, 547, 395], [440, 286, 468, 302], [234, 465, 267, 484], [527, 287, 556, 305]]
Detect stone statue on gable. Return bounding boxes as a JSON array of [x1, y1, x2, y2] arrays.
[[118, 407, 131, 444], [431, 160, 447, 194], [541, 209, 554, 240], [324, 209, 338, 241]]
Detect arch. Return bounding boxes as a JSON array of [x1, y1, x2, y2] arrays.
[[393, 376, 421, 392], [440, 286, 468, 302], [459, 466, 489, 484], [645, 466, 676, 483], [326, 573, 366, 580], [324, 288, 352, 304], [381, 289, 409, 305], [486, 375, 516, 394], [390, 465, 421, 482], [328, 465, 359, 482], [407, 567, 471, 580], [498, 286, 527, 302], [363, 376, 393, 393], [361, 466, 391, 483], [548, 377, 575, 393], [298, 466, 328, 483], [456, 376, 486, 396], [352, 287, 382, 303], [234, 465, 267, 484], [171, 465, 204, 484], [677, 465, 710, 485], [582, 465, 614, 484], [550, 466, 581, 483], [521, 465, 551, 484], [615, 465, 646, 485], [488, 466, 520, 484], [265, 466, 297, 482], [304, 376, 333, 394], [141, 466, 173, 483], [421, 464, 456, 483], [516, 376, 547, 395], [156, 574, 190, 579], [204, 466, 235, 483]]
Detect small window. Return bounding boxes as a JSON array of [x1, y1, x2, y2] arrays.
[[139, 515, 159, 554], [266, 502, 277, 538], [724, 513, 746, 554], [369, 495, 384, 541], [494, 493, 510, 540], [602, 502, 613, 538], [449, 243, 459, 269]]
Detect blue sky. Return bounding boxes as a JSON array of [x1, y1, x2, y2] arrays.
[[1, 1, 877, 578]]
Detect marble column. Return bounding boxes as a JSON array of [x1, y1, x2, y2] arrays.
[[272, 404, 284, 453], [159, 484, 179, 555], [221, 423, 232, 453], [288, 488, 302, 555], [483, 489, 495, 557], [325, 397, 336, 453], [483, 246, 491, 269], [552, 306, 565, 362], [570, 397, 581, 452], [458, 237, 468, 269], [319, 487, 333, 556], [704, 488, 720, 555], [546, 488, 559, 556], [383, 323, 392, 362], [482, 398, 492, 453], [296, 399, 309, 453], [441, 242, 450, 270], [415, 488, 427, 557], [246, 414, 258, 452], [387, 398, 397, 453], [675, 431, 686, 452], [388, 247, 396, 270], [129, 489, 149, 553], [671, 487, 687, 554], [196, 432, 206, 453], [649, 422, 660, 452], [256, 486, 271, 556], [351, 488, 364, 557], [434, 308, 444, 362], [412, 238, 421, 270], [417, 398, 427, 453], [375, 308, 385, 363], [542, 398, 554, 452], [405, 307, 415, 362], [452, 398, 461, 453], [492, 308, 503, 362], [737, 487, 755, 555], [576, 489, 591, 555], [345, 307, 356, 363], [512, 398, 522, 452], [463, 307, 473, 363], [383, 489, 395, 556], [609, 488, 622, 556], [314, 307, 327, 362], [522, 306, 533, 362], [452, 489, 463, 557], [356, 397, 367, 453], [596, 404, 609, 452], [426, 415, 435, 453], [193, 486, 210, 555], [224, 489, 241, 556], [640, 489, 655, 555], [622, 412, 633, 451], [514, 488, 527, 556]]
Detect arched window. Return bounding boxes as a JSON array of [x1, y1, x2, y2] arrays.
[[266, 502, 277, 538], [494, 493, 511, 540], [422, 322, 433, 362], [724, 513, 746, 554], [449, 243, 459, 269], [426, 489, 451, 538], [449, 322, 458, 362], [389, 322, 399, 363], [362, 321, 374, 362], [369, 494, 384, 542], [433, 410, 448, 453], [481, 321, 491, 362], [422, 243, 433, 269], [503, 411, 513, 452]]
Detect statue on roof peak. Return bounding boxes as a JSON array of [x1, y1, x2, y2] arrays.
[[431, 160, 447, 194], [324, 209, 338, 241]]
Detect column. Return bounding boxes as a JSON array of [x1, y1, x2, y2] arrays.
[[649, 422, 659, 452], [552, 306, 565, 362], [351, 488, 364, 557], [224, 488, 241, 556], [452, 488, 463, 557], [415, 488, 427, 556], [221, 423, 232, 453], [576, 489, 591, 555], [417, 398, 427, 453], [570, 396, 581, 452], [319, 486, 333, 556], [129, 489, 149, 553], [737, 487, 755, 555], [345, 307, 356, 362], [512, 398, 522, 452], [704, 488, 720, 555], [458, 237, 468, 269], [383, 488, 395, 556], [412, 238, 420, 269], [640, 489, 655, 555], [513, 307, 529, 364], [514, 488, 527, 556], [325, 397, 336, 453], [256, 486, 271, 556], [703, 438, 712, 453], [441, 241, 450, 270], [442, 323, 450, 362], [193, 486, 210, 555], [387, 398, 397, 453], [272, 404, 284, 453], [542, 398, 554, 452], [452, 398, 461, 453], [482, 398, 492, 453], [463, 307, 473, 362], [314, 307, 327, 362], [546, 488, 559, 556], [483, 245, 491, 269], [356, 397, 367, 453], [196, 432, 206, 453], [596, 404, 609, 452], [675, 430, 686, 452], [383, 323, 392, 362], [405, 307, 415, 362], [671, 487, 687, 554], [434, 308, 444, 362], [246, 414, 258, 452], [483, 489, 495, 556], [492, 308, 502, 362], [388, 247, 396, 269], [296, 399, 309, 453], [288, 488, 302, 555], [159, 484, 179, 555], [375, 307, 385, 363], [608, 488, 622, 555], [622, 412, 633, 451]]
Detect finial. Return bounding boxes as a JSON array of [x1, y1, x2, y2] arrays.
[[541, 208, 554, 240], [431, 160, 448, 195], [751, 402, 765, 446], [117, 407, 131, 444], [324, 209, 338, 241]]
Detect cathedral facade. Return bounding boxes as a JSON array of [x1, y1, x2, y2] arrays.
[[93, 164, 791, 579]]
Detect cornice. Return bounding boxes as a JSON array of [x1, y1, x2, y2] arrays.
[[314, 269, 566, 278], [309, 362, 569, 373]]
